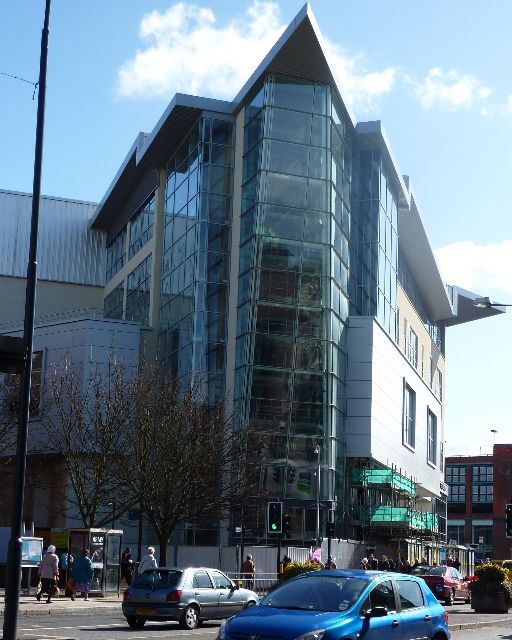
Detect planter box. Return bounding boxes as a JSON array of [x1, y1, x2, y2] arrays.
[[471, 592, 509, 613]]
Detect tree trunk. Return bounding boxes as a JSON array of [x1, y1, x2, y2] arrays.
[[158, 532, 172, 566]]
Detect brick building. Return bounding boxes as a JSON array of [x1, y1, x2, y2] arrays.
[[446, 444, 512, 560]]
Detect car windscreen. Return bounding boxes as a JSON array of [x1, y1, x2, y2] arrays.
[[259, 575, 367, 612], [423, 567, 445, 576], [132, 569, 182, 589], [411, 566, 433, 575]]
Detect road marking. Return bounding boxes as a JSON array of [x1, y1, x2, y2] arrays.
[[18, 622, 219, 633]]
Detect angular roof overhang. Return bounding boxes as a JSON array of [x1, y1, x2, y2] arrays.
[[90, 95, 232, 230], [443, 285, 506, 326]]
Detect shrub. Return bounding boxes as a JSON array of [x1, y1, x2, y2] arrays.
[[469, 563, 512, 606], [281, 561, 321, 582]]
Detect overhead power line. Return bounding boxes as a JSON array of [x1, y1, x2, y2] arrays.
[[0, 71, 38, 99]]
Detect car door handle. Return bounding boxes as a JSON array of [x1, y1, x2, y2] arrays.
[[424, 615, 432, 621], [391, 620, 400, 627]]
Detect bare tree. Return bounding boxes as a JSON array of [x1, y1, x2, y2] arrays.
[[0, 375, 19, 520], [42, 358, 134, 527], [118, 364, 265, 566]]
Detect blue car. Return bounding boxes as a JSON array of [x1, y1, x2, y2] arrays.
[[216, 569, 450, 640]]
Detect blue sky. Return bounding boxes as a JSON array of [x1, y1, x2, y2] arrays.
[[1, 1, 511, 454]]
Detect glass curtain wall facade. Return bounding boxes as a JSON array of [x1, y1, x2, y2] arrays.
[[159, 115, 234, 399], [350, 150, 398, 337], [235, 76, 351, 540]]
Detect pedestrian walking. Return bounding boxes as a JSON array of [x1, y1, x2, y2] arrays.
[[138, 546, 158, 574], [37, 545, 59, 603], [380, 555, 391, 571], [240, 554, 255, 590], [368, 553, 379, 570], [71, 548, 94, 601], [402, 558, 412, 574], [121, 546, 134, 585], [360, 557, 369, 570]]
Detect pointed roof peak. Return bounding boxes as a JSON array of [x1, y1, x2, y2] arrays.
[[232, 3, 356, 127]]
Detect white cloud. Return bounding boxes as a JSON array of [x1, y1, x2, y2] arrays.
[[116, 1, 285, 99], [481, 95, 512, 117], [434, 240, 512, 298], [116, 1, 398, 111], [321, 40, 397, 114], [414, 67, 492, 111]]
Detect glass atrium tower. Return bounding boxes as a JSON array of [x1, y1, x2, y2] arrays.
[[92, 5, 498, 548]]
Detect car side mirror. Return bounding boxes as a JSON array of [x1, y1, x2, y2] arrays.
[[231, 583, 239, 591], [365, 606, 388, 619]]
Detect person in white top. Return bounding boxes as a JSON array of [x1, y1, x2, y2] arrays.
[[138, 547, 158, 574]]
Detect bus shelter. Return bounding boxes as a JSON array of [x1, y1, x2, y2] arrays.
[[68, 528, 122, 596]]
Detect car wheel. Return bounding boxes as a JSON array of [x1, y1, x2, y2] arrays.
[[179, 605, 199, 630], [126, 616, 146, 629], [444, 589, 454, 606]]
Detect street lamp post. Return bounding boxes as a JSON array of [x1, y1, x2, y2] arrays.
[[314, 445, 321, 547], [473, 297, 512, 308], [2, 2, 51, 639]]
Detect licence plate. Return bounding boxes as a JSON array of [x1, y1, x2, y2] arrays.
[[135, 607, 157, 615]]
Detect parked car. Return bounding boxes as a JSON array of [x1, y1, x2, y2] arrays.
[[122, 567, 258, 629], [216, 569, 450, 640], [412, 565, 471, 605]]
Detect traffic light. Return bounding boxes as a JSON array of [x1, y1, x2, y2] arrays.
[[283, 514, 292, 536], [268, 501, 283, 533], [326, 520, 335, 538], [506, 504, 512, 538]]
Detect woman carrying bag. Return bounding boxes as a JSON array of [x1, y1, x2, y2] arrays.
[[37, 545, 59, 603]]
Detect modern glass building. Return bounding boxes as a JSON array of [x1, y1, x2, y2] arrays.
[[91, 5, 502, 550]]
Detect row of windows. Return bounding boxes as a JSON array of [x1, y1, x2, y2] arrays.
[[104, 254, 152, 326], [445, 465, 493, 483], [447, 524, 493, 546], [402, 383, 438, 466], [105, 196, 155, 283], [398, 313, 443, 400]]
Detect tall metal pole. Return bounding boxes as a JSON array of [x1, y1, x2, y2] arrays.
[[314, 445, 321, 547], [2, 2, 51, 638]]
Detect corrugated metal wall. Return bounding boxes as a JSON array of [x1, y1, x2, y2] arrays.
[[0, 190, 105, 286]]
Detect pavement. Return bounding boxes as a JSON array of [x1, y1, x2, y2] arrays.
[[0, 593, 511, 633]]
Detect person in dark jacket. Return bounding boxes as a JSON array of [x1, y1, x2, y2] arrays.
[[71, 549, 94, 601], [121, 547, 134, 585]]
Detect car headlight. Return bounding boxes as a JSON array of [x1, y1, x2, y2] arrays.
[[294, 629, 325, 640], [217, 620, 227, 640]]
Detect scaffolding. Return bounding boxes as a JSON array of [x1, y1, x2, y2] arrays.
[[349, 463, 439, 540]]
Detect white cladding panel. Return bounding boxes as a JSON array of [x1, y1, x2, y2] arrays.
[[0, 190, 104, 285], [346, 316, 442, 497]]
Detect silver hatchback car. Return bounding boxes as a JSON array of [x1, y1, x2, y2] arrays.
[[122, 567, 258, 629]]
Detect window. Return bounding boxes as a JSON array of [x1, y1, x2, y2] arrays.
[[403, 318, 408, 354], [126, 254, 152, 326], [209, 570, 233, 589], [448, 485, 466, 503], [440, 441, 444, 473], [106, 229, 126, 281], [473, 465, 493, 483], [427, 410, 437, 465], [447, 524, 465, 545], [403, 383, 416, 448], [409, 329, 418, 368], [193, 570, 213, 589], [421, 344, 424, 377], [445, 466, 466, 483], [395, 307, 400, 344], [396, 580, 424, 610], [472, 524, 492, 547], [104, 282, 124, 320], [128, 196, 155, 259], [472, 484, 493, 503], [434, 368, 442, 401], [361, 580, 396, 614]]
